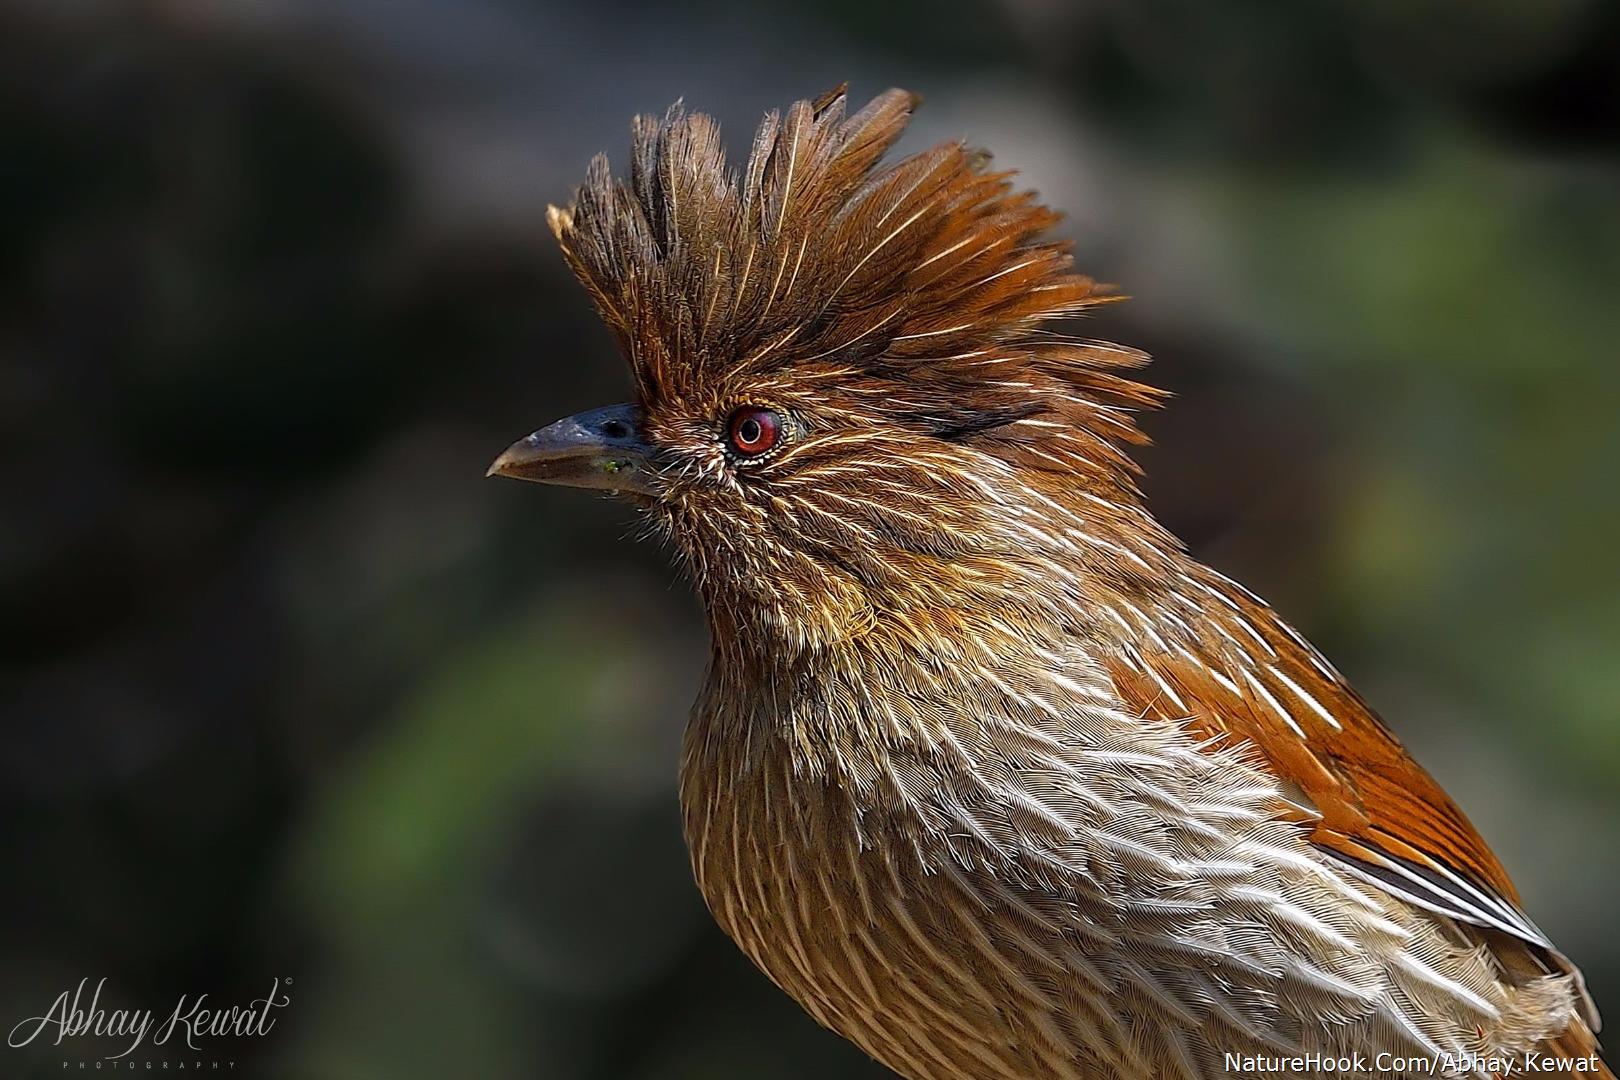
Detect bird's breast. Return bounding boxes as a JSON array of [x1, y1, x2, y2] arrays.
[[680, 718, 1098, 1079]]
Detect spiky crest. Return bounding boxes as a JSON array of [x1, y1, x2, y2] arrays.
[[547, 85, 1163, 495]]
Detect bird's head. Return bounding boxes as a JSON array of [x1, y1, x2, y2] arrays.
[[491, 87, 1168, 656]]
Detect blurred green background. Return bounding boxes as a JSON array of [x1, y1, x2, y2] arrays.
[[2, 1, 1616, 1077]]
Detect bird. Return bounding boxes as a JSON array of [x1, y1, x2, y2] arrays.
[[488, 86, 1606, 1080]]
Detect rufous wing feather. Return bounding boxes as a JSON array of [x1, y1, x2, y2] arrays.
[[1100, 566, 1602, 1035]]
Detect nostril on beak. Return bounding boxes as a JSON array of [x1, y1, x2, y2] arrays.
[[488, 403, 651, 492]]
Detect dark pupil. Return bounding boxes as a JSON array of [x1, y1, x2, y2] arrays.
[[738, 418, 762, 445]]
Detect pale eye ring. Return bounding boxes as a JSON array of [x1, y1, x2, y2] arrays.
[[727, 407, 782, 457]]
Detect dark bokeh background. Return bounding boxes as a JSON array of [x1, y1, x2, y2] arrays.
[[3, 1, 1617, 1077]]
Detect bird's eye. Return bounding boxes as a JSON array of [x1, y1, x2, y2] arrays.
[[727, 407, 782, 457]]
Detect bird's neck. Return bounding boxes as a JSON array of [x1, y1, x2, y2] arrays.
[[697, 484, 1192, 661], [689, 591, 1133, 786], [683, 523, 1296, 796]]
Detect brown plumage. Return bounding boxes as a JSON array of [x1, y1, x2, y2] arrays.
[[490, 86, 1606, 1079]]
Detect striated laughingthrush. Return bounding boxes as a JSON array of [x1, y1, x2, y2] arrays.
[[489, 87, 1606, 1079]]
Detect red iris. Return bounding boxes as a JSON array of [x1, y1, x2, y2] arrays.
[[728, 407, 781, 456]]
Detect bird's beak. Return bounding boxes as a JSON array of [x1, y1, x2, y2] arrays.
[[486, 402, 658, 496]]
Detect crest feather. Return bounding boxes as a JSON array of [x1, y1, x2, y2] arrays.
[[550, 86, 1159, 482]]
